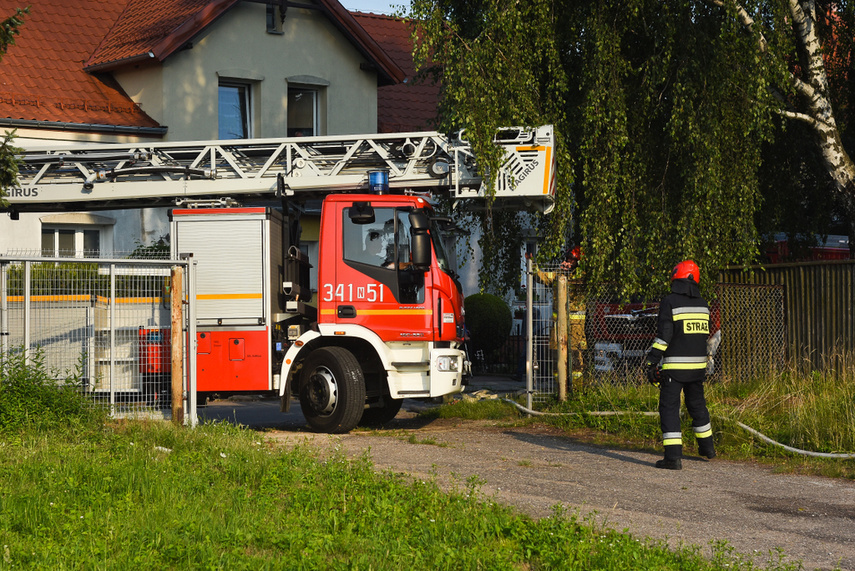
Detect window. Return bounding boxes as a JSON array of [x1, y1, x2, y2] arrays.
[[288, 88, 317, 137], [41, 227, 102, 258], [219, 83, 251, 139], [266, 4, 284, 34], [344, 207, 396, 268]]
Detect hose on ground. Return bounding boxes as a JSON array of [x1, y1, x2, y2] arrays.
[[500, 398, 855, 460]]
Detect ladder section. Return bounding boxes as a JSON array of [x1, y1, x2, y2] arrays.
[[6, 126, 555, 213]]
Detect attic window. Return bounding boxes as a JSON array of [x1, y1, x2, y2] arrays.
[[267, 5, 284, 34]]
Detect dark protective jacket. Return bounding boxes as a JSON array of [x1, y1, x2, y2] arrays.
[[647, 278, 710, 382]]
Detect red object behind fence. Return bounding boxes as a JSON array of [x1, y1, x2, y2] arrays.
[[138, 327, 172, 374]]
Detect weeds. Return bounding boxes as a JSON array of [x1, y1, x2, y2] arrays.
[[0, 348, 105, 433]]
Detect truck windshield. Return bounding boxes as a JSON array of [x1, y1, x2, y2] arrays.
[[429, 219, 453, 276]]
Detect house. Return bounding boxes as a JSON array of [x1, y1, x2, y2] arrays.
[[0, 0, 412, 258]]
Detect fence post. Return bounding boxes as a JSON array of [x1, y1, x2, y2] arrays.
[[184, 255, 198, 428], [557, 275, 568, 401], [171, 266, 184, 426], [525, 257, 534, 412], [0, 263, 7, 362]]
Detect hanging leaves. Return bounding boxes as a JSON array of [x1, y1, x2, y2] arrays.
[[407, 0, 855, 297]]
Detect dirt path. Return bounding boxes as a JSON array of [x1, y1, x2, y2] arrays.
[[267, 416, 855, 571]]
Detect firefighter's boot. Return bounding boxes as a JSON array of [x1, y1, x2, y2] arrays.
[[655, 445, 683, 470], [697, 436, 716, 459]]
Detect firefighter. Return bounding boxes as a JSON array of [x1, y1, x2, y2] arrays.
[[645, 260, 715, 470]]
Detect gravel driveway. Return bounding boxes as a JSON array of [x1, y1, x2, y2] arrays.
[[265, 414, 855, 571]]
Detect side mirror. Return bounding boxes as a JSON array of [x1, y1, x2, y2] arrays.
[[409, 210, 431, 271]]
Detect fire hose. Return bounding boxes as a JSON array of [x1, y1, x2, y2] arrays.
[[500, 398, 855, 460]]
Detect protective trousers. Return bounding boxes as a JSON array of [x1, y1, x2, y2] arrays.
[[658, 377, 714, 460]]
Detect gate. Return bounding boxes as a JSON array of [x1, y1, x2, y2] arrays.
[[0, 255, 197, 424]]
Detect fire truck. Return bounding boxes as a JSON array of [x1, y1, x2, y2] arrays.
[[4, 126, 556, 432]]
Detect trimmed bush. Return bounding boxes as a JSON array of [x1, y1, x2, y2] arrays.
[[464, 293, 512, 356]]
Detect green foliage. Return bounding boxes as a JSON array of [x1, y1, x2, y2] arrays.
[[711, 350, 855, 457], [0, 7, 28, 205], [0, 348, 105, 433], [408, 0, 849, 298], [127, 235, 170, 260], [0, 130, 21, 207], [464, 292, 512, 355]]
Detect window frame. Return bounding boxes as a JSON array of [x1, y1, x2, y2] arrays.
[[41, 226, 103, 258], [287, 86, 319, 138], [218, 81, 253, 140]]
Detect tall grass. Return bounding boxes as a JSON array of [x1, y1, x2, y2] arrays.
[[0, 348, 106, 433], [711, 349, 855, 455]]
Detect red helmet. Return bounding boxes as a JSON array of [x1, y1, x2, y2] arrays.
[[671, 260, 700, 283]]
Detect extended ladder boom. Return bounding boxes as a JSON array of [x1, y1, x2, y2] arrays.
[[4, 126, 555, 213]]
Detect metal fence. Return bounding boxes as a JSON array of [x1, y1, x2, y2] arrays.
[[524, 261, 787, 402], [0, 255, 197, 424], [719, 260, 855, 367]]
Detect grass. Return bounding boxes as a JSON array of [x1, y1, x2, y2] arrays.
[[0, 422, 800, 570], [0, 352, 806, 569]]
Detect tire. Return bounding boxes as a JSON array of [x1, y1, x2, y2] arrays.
[[359, 396, 403, 427], [298, 346, 366, 434]]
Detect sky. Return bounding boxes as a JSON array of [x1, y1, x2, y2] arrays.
[[340, 0, 404, 15]]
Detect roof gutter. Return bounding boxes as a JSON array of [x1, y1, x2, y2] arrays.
[[84, 51, 157, 74], [0, 118, 168, 136]]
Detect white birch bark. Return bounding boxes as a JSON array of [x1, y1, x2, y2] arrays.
[[713, 0, 855, 217]]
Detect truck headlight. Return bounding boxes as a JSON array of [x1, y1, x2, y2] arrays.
[[436, 356, 459, 372]]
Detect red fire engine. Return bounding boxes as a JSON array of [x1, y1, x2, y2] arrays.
[[7, 127, 556, 432]]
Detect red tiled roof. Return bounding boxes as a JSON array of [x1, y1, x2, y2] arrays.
[[86, 0, 240, 71], [353, 13, 439, 133], [0, 0, 161, 130]]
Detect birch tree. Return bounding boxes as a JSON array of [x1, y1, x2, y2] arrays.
[[716, 0, 855, 246]]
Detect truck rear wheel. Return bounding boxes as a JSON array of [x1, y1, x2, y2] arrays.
[[298, 347, 366, 433]]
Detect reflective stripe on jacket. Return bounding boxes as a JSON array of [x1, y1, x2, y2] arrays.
[[647, 279, 710, 382]]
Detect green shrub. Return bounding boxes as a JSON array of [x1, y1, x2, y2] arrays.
[[0, 349, 105, 433], [464, 293, 512, 355]]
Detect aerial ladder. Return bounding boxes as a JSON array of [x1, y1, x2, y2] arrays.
[[3, 126, 556, 433], [4, 126, 555, 213]]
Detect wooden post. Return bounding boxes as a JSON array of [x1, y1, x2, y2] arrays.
[[557, 275, 568, 402], [170, 267, 184, 426]]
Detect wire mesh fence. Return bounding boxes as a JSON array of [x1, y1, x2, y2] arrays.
[[1, 255, 193, 421], [524, 263, 787, 401]]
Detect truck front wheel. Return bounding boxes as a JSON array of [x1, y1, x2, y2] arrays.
[[298, 347, 366, 433]]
